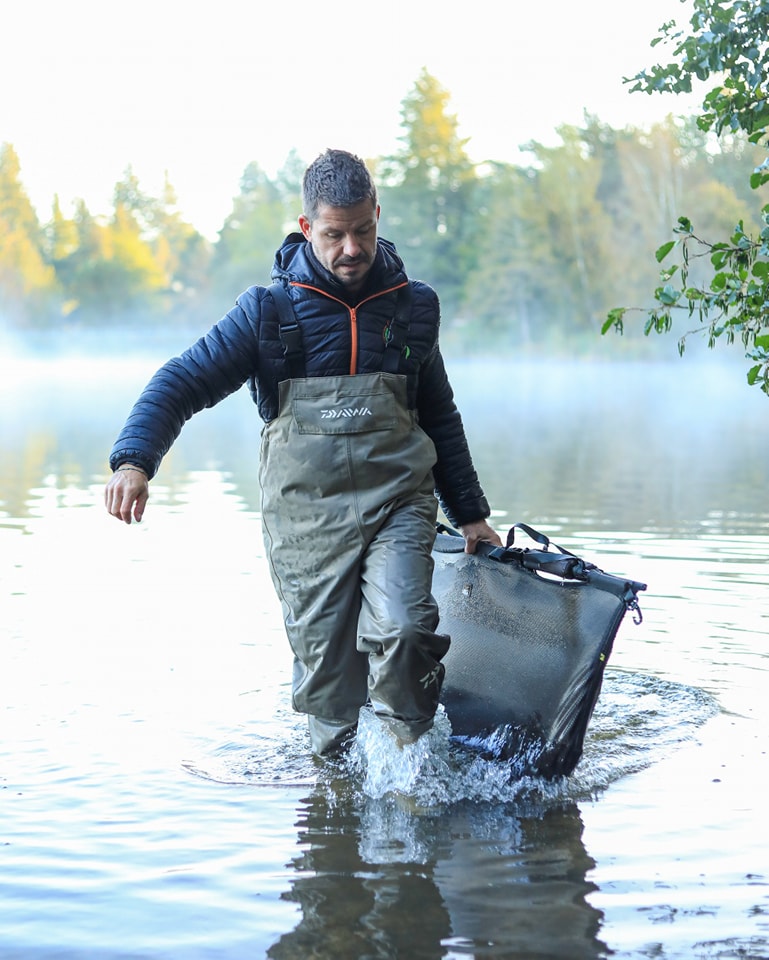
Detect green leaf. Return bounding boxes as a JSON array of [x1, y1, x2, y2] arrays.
[[656, 240, 676, 262], [711, 250, 730, 270], [601, 308, 625, 335], [747, 364, 761, 386], [656, 285, 680, 306]]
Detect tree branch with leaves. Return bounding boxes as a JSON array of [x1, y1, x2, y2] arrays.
[[603, 0, 769, 393]]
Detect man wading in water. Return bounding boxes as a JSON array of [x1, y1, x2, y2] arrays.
[[104, 148, 501, 756]]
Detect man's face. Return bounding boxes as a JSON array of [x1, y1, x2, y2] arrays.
[[299, 200, 380, 295]]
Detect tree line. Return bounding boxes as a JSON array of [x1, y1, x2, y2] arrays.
[[2, 68, 764, 354]]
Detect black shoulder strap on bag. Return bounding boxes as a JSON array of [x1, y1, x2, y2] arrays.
[[381, 282, 412, 374], [267, 282, 306, 379]]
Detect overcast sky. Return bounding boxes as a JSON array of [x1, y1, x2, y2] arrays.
[[2, 0, 699, 239]]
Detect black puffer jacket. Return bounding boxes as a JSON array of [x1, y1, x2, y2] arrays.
[[109, 233, 489, 526]]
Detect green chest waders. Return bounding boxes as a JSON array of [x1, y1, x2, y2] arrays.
[[258, 371, 450, 754]]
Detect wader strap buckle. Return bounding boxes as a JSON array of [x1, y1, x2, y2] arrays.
[[268, 282, 306, 379]]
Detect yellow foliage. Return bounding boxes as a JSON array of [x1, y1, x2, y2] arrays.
[[0, 217, 56, 298]]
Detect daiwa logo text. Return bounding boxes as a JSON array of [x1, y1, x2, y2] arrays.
[[320, 406, 373, 419]]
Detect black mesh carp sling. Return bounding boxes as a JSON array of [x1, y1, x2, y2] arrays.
[[432, 523, 647, 779]]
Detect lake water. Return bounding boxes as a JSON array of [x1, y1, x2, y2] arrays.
[[1, 344, 768, 959]]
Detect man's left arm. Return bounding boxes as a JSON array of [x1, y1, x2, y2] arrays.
[[416, 344, 495, 530]]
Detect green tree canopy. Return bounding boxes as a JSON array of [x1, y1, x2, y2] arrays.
[[47, 169, 211, 325], [3, 63, 763, 353], [56, 197, 164, 323], [207, 160, 288, 304], [378, 68, 478, 319]]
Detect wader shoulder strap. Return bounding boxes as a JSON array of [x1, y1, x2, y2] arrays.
[[267, 282, 306, 379], [381, 282, 412, 375]]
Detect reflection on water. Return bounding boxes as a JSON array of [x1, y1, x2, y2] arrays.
[[2, 353, 769, 958], [269, 784, 607, 960]]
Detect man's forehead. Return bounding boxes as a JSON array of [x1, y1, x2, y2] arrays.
[[313, 200, 378, 227]]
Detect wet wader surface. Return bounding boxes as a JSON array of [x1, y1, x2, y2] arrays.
[[259, 372, 449, 754]]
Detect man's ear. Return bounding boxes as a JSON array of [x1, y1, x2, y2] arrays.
[[298, 215, 311, 241]]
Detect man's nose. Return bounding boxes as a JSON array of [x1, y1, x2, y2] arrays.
[[342, 235, 361, 258]]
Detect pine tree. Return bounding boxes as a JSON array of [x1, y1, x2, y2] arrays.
[[208, 161, 285, 302], [379, 70, 478, 320]]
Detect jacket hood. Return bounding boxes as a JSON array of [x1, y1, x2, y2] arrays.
[[271, 233, 407, 298]]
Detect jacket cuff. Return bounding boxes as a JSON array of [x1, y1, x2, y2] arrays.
[[438, 493, 490, 529], [110, 453, 156, 480]]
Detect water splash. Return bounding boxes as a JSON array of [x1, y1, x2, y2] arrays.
[[182, 670, 719, 806], [346, 706, 561, 807]]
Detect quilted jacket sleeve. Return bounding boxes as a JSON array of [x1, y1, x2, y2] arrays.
[[108, 288, 264, 478], [415, 343, 490, 527]]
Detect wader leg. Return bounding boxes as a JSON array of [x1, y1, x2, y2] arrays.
[[264, 533, 370, 756], [307, 715, 359, 756], [358, 495, 449, 744]]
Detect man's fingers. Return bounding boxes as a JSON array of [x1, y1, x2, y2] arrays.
[[464, 534, 480, 555], [459, 520, 503, 555], [132, 490, 149, 523], [104, 475, 149, 524]]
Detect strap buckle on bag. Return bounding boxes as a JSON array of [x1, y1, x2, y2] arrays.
[[502, 522, 594, 580]]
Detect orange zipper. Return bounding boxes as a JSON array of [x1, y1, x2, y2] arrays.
[[290, 281, 408, 375]]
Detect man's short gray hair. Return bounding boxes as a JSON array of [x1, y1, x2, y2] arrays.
[[302, 149, 378, 222]]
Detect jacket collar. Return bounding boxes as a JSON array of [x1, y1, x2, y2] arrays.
[[272, 233, 407, 302]]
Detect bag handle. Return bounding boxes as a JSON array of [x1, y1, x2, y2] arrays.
[[434, 520, 647, 621], [504, 521, 577, 557], [436, 520, 587, 575], [491, 522, 588, 579]]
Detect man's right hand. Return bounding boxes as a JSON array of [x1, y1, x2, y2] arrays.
[[104, 465, 150, 524]]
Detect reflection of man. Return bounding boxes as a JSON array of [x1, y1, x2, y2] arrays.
[[104, 148, 501, 756], [268, 791, 451, 960], [267, 787, 607, 959]]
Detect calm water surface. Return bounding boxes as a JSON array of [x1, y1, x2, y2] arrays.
[[1, 347, 768, 959]]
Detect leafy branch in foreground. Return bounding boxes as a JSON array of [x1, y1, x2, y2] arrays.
[[604, 0, 769, 393], [603, 211, 769, 393]]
